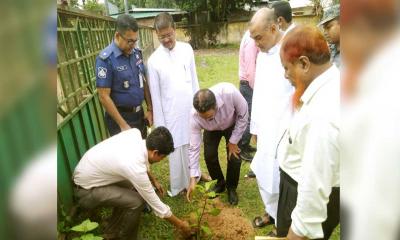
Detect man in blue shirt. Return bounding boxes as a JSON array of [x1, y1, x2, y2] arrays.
[[96, 14, 153, 137]]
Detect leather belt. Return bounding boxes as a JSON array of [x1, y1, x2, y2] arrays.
[[117, 105, 142, 113]]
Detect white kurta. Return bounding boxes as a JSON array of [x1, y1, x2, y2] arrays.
[[147, 41, 199, 196], [250, 44, 294, 220]]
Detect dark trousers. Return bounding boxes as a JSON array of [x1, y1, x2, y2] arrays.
[[277, 169, 340, 239], [203, 126, 242, 190], [239, 80, 253, 150], [75, 181, 145, 240], [105, 108, 147, 138]]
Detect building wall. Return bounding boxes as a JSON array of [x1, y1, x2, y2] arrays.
[[145, 14, 320, 49]]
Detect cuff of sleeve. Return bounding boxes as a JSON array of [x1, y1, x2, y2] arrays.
[[229, 135, 240, 145], [190, 168, 200, 178], [291, 210, 324, 239]]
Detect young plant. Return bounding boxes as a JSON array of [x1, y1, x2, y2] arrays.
[[191, 179, 221, 240], [71, 219, 103, 240]]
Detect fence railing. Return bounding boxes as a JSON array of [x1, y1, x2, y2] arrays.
[[57, 6, 154, 212]]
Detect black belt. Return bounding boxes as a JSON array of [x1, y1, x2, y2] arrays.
[[240, 80, 249, 85], [117, 105, 142, 113]]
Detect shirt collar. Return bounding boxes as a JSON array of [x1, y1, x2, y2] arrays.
[[111, 41, 123, 58], [142, 139, 150, 169], [300, 65, 335, 104], [215, 94, 224, 111]]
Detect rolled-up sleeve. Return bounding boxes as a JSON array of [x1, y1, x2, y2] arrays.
[[291, 119, 339, 239], [229, 89, 249, 144], [188, 115, 202, 178]]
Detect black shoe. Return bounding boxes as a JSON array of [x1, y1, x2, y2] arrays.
[[227, 188, 238, 205], [247, 145, 257, 153], [210, 181, 226, 194], [245, 170, 256, 178], [240, 151, 253, 162], [142, 203, 152, 214]]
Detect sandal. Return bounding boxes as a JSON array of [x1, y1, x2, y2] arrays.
[[252, 214, 273, 228]]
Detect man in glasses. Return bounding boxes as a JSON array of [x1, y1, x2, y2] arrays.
[[96, 14, 153, 137]]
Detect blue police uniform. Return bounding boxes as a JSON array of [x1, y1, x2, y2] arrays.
[[96, 41, 147, 137]]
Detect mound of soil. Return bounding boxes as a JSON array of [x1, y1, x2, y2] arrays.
[[181, 198, 254, 240]]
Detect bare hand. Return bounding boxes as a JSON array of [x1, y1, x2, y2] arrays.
[[178, 220, 195, 238], [145, 110, 153, 127], [287, 227, 307, 240], [120, 123, 131, 132], [153, 180, 165, 197], [186, 178, 197, 202], [227, 143, 240, 160]]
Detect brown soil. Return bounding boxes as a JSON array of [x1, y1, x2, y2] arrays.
[[180, 198, 254, 240]]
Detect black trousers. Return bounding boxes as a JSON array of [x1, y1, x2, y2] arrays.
[[105, 108, 147, 138], [277, 169, 340, 239], [203, 126, 242, 190], [238, 80, 253, 150]]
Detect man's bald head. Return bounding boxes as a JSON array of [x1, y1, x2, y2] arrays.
[[250, 7, 277, 30], [249, 8, 281, 52]]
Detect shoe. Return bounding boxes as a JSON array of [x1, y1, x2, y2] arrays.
[[240, 151, 253, 162], [210, 181, 226, 193], [245, 170, 256, 178], [142, 203, 152, 214], [227, 188, 238, 205], [247, 145, 257, 153]]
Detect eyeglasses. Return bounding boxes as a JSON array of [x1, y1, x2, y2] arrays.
[[118, 32, 138, 45], [157, 31, 175, 41]]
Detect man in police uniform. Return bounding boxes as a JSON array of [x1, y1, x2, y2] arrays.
[[96, 14, 153, 137]]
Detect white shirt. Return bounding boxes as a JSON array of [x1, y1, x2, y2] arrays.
[[73, 129, 172, 218], [342, 32, 400, 240], [147, 41, 199, 148], [250, 43, 293, 193], [279, 66, 340, 239]]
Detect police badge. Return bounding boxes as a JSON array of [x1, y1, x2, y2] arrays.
[[123, 80, 130, 89], [97, 67, 107, 78]]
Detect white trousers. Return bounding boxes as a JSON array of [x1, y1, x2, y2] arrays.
[[168, 144, 190, 196], [256, 177, 279, 225]]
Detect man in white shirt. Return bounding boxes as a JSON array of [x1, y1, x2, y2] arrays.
[[147, 13, 204, 197], [73, 127, 194, 240], [248, 8, 294, 230], [277, 25, 340, 240]]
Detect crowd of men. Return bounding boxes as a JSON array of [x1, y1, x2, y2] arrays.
[[72, 1, 341, 239]]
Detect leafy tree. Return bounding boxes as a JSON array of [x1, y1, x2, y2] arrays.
[[83, 0, 105, 14]]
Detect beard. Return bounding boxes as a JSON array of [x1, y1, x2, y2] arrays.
[[292, 78, 307, 111]]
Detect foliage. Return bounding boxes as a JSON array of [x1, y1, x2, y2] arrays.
[[108, 0, 177, 12], [71, 219, 103, 240], [83, 0, 105, 14], [190, 179, 221, 239]]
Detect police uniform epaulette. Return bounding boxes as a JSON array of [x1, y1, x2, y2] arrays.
[[99, 46, 113, 60]]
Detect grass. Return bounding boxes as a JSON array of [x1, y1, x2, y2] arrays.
[[138, 46, 340, 239]]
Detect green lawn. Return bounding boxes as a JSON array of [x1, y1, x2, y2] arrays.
[[139, 45, 340, 239]]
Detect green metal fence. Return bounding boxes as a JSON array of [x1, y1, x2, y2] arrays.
[[57, 6, 154, 212]]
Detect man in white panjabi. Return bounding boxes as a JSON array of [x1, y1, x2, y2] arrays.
[[147, 13, 200, 196], [248, 8, 294, 229]]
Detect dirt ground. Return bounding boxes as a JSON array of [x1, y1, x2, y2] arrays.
[[179, 198, 254, 240]]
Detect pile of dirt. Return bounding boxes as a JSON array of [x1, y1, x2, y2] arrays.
[[203, 199, 254, 240], [180, 198, 254, 240]]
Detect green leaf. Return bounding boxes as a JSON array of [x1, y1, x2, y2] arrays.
[[81, 233, 103, 240], [195, 184, 205, 193], [200, 225, 212, 235], [209, 208, 221, 216], [71, 219, 99, 232], [72, 237, 80, 240], [206, 191, 216, 198], [205, 180, 217, 191]]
